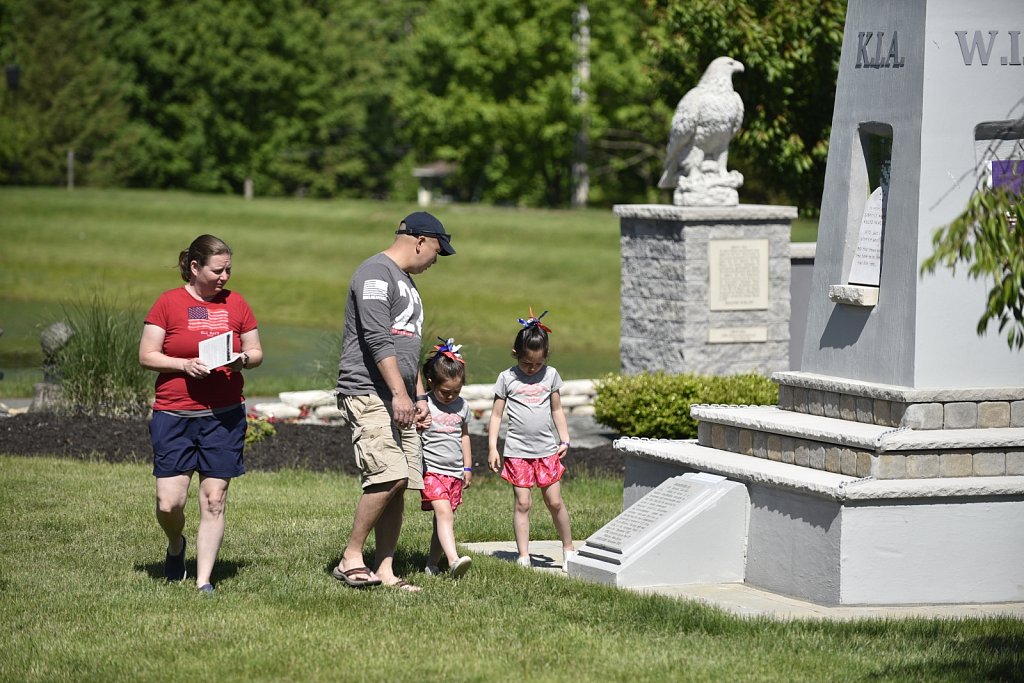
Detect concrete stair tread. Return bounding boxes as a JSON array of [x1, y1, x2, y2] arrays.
[[692, 405, 1024, 451]]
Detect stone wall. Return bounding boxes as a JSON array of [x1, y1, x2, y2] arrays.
[[250, 379, 598, 425]]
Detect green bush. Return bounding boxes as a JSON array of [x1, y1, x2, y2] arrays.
[[594, 372, 778, 439], [245, 417, 277, 445], [53, 294, 152, 418]]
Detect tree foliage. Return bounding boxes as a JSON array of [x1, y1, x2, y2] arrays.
[[921, 186, 1024, 350], [644, 0, 846, 212], [0, 0, 138, 186], [103, 0, 420, 197], [394, 0, 667, 206], [0, 0, 846, 209]]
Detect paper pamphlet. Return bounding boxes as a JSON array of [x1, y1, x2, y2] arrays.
[[198, 331, 241, 369]]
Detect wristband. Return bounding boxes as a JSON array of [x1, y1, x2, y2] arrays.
[[463, 467, 473, 471], [560, 441, 570, 448], [416, 394, 429, 401], [240, 352, 249, 368]]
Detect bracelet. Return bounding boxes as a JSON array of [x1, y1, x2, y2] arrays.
[[560, 441, 571, 448], [463, 467, 473, 471], [240, 352, 249, 368]]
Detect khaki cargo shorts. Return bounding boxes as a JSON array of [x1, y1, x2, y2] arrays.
[[340, 394, 423, 490]]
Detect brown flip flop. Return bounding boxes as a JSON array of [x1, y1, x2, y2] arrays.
[[332, 566, 382, 587], [386, 579, 422, 593]]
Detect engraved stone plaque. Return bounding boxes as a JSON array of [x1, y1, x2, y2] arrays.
[[708, 326, 769, 343], [708, 239, 770, 310], [847, 185, 886, 286], [587, 477, 715, 555]]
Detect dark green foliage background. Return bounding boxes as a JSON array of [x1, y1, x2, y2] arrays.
[[0, 0, 845, 213]]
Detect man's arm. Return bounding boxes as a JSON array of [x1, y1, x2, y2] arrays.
[[377, 355, 415, 428]]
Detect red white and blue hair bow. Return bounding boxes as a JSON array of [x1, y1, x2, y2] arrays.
[[433, 337, 465, 364], [517, 307, 552, 333]]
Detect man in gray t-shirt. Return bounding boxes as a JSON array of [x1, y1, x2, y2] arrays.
[[332, 211, 454, 592]]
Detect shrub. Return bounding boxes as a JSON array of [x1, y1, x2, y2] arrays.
[[53, 293, 152, 418], [245, 417, 277, 445], [593, 372, 778, 439]]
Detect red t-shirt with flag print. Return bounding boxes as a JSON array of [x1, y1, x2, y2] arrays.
[[145, 287, 257, 411]]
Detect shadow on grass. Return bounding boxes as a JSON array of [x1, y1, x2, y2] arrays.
[[134, 559, 250, 584]]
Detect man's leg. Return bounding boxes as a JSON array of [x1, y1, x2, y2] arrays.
[[372, 480, 408, 583], [337, 479, 406, 580]]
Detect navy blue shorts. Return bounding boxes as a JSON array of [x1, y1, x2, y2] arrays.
[[150, 407, 247, 479]]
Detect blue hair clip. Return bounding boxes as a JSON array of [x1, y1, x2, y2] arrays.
[[433, 337, 465, 363], [517, 307, 552, 333]]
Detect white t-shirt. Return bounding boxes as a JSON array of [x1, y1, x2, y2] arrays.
[[493, 365, 563, 459], [421, 395, 470, 477]]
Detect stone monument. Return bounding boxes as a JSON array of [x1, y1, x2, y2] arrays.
[[28, 321, 72, 413], [578, 0, 1024, 605], [618, 56, 795, 377], [658, 56, 747, 207]]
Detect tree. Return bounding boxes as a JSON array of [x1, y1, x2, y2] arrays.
[[921, 185, 1024, 350], [393, 0, 667, 207], [103, 0, 421, 197], [0, 0, 138, 186], [644, 0, 846, 214]]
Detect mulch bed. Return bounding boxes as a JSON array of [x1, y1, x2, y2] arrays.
[[0, 414, 625, 478]]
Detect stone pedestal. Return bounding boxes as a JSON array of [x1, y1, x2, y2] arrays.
[[616, 204, 796, 376]]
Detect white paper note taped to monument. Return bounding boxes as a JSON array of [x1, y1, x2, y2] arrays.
[[586, 477, 717, 556], [847, 186, 885, 286]]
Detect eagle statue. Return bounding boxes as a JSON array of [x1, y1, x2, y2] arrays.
[[658, 56, 745, 206]]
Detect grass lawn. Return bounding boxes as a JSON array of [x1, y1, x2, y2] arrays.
[[0, 188, 818, 397], [1, 455, 1021, 683]]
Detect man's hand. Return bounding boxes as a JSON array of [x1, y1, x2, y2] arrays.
[[391, 394, 416, 428]]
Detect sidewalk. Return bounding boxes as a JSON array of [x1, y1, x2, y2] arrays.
[[462, 540, 1024, 621]]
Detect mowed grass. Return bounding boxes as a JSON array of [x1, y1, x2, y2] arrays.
[[0, 188, 818, 396], [1, 455, 1021, 683]]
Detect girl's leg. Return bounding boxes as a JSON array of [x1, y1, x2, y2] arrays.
[[195, 475, 230, 588], [541, 481, 573, 552], [512, 486, 533, 560], [427, 517, 443, 569], [430, 500, 459, 566], [155, 474, 191, 553]]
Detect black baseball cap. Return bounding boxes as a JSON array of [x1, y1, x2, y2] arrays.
[[396, 212, 455, 256]]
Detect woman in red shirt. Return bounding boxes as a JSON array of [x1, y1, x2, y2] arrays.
[[139, 234, 263, 594]]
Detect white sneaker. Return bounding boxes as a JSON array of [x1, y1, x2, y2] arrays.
[[516, 555, 532, 568], [424, 565, 442, 576], [449, 556, 473, 579], [563, 549, 577, 573]]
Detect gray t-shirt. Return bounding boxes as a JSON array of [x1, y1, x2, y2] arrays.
[[336, 253, 423, 401], [421, 395, 470, 477], [494, 365, 564, 459]]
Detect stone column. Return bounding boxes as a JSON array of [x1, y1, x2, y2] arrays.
[[616, 203, 796, 376]]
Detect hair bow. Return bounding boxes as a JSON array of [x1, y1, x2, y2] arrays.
[[433, 337, 465, 364], [517, 307, 552, 333]]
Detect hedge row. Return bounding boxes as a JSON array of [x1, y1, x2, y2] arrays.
[[593, 372, 778, 439]]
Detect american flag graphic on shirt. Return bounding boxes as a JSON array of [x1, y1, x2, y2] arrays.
[[362, 279, 389, 302], [188, 306, 229, 332]]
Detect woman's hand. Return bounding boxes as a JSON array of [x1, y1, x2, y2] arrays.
[[182, 357, 210, 379]]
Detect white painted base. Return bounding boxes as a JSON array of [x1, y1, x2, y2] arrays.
[[570, 472, 749, 588], [619, 438, 1024, 605]]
